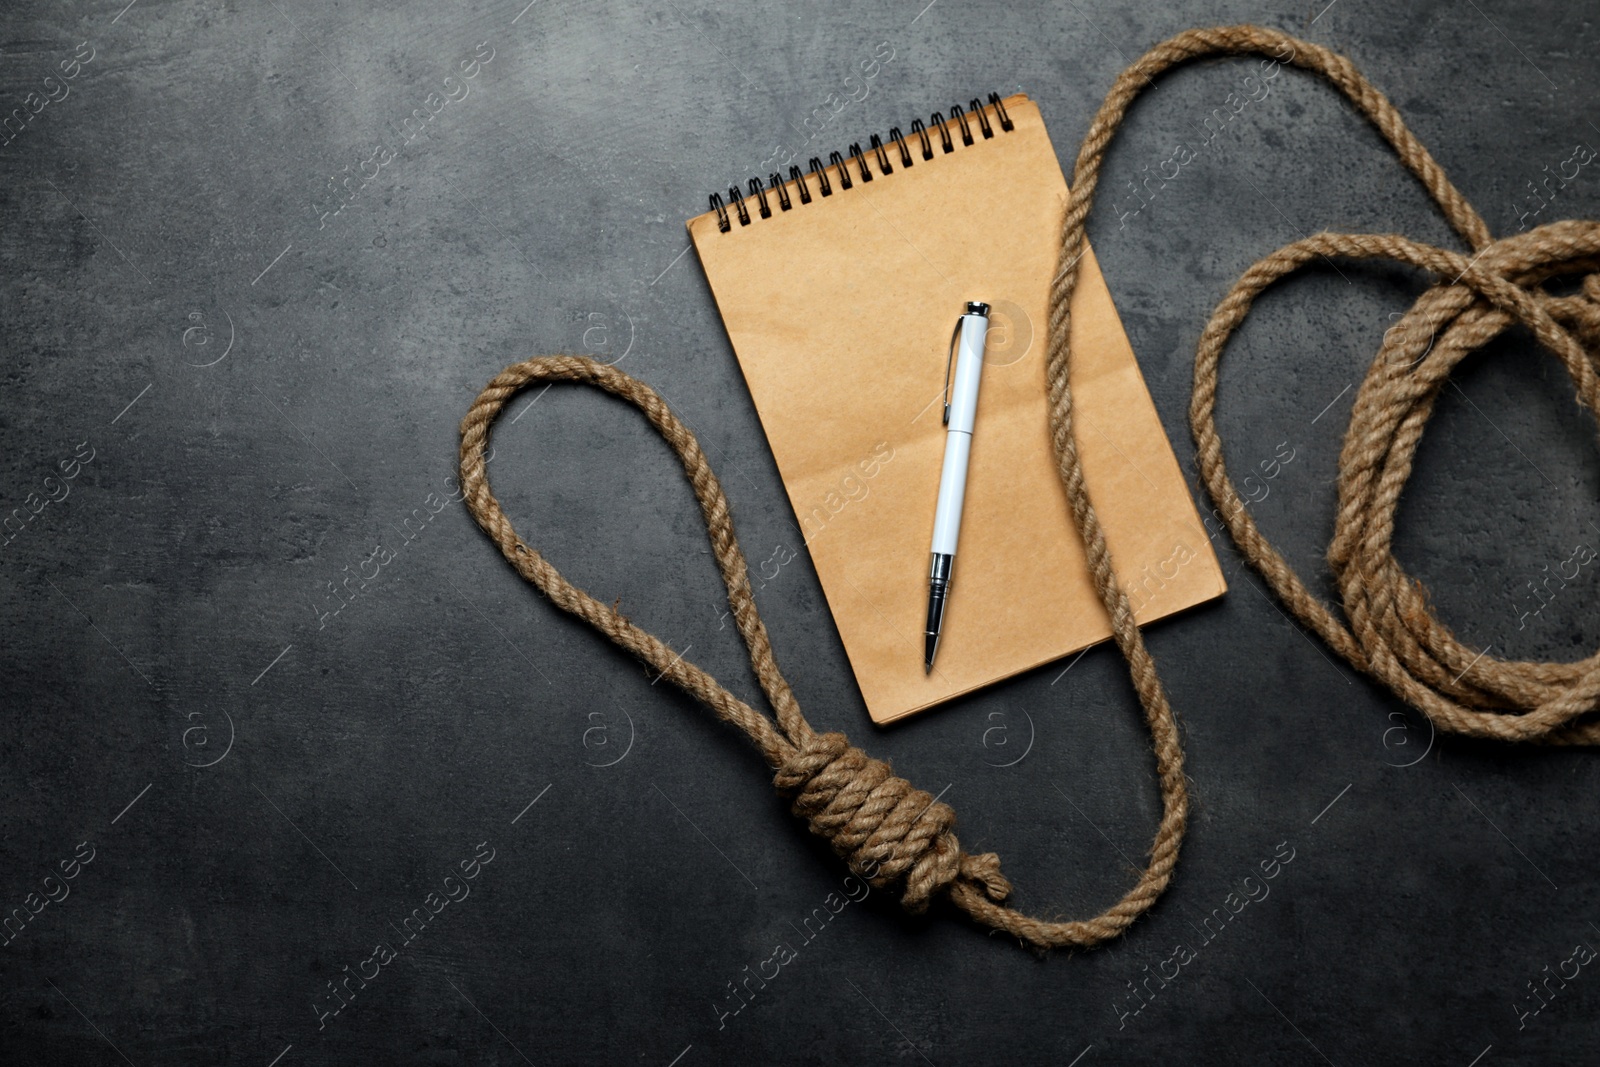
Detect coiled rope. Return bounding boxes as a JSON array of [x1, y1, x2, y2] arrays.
[[459, 24, 1600, 951]]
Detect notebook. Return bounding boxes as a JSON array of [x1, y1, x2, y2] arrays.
[[686, 93, 1225, 724]]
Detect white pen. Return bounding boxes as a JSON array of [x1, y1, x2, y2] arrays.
[[925, 301, 990, 672]]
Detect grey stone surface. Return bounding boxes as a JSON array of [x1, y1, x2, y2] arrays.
[[2, 0, 1598, 1063]]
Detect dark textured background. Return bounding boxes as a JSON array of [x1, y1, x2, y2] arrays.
[[3, 0, 1598, 1063]]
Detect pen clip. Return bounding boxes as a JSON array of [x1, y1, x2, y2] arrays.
[[942, 317, 961, 426]]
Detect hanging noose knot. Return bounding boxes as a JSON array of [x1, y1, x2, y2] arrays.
[[773, 732, 1012, 913]]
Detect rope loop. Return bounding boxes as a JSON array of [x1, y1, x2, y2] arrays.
[[1188, 221, 1600, 744]]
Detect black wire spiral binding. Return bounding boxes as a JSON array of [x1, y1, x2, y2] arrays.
[[950, 103, 973, 146], [847, 143, 873, 183], [789, 164, 811, 204], [870, 133, 894, 175], [887, 127, 912, 168], [828, 150, 852, 190], [808, 156, 832, 197], [974, 103, 994, 139], [707, 92, 1016, 232], [909, 118, 931, 160], [748, 177, 771, 219]]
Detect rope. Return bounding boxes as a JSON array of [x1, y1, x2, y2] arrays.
[[458, 356, 1014, 926], [460, 24, 1600, 951], [1060, 26, 1600, 747]]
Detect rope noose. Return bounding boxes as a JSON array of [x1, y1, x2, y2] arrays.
[[459, 25, 1600, 951]]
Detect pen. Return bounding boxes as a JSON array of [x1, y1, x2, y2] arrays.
[[925, 301, 990, 673]]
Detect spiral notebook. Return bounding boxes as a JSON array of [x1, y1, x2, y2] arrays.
[[687, 93, 1225, 725]]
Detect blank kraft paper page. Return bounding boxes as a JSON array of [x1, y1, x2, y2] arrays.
[[688, 94, 1225, 724]]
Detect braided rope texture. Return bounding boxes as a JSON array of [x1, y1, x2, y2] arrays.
[[459, 25, 1600, 951]]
